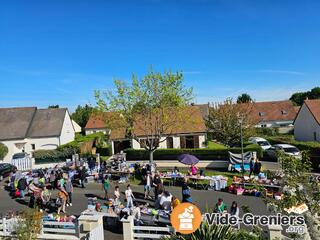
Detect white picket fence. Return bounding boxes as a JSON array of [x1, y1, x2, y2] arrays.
[[122, 216, 174, 240], [11, 157, 33, 171], [0, 215, 104, 240]]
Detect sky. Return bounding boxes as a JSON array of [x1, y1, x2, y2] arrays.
[[0, 0, 319, 111]]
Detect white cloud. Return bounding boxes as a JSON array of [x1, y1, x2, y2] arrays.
[[253, 69, 305, 75]]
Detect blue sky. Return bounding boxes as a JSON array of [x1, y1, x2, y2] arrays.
[[1, 0, 319, 111]]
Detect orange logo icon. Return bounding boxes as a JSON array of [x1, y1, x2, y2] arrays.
[[171, 203, 202, 234]]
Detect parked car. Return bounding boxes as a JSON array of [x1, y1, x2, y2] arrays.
[[272, 144, 302, 158], [12, 152, 29, 160], [0, 163, 17, 179], [249, 137, 272, 150]]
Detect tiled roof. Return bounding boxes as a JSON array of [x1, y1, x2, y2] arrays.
[[304, 99, 320, 125], [0, 107, 68, 140], [85, 105, 207, 140], [247, 100, 297, 123]]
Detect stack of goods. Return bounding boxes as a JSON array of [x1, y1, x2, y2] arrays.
[[87, 197, 98, 210], [229, 174, 282, 198]]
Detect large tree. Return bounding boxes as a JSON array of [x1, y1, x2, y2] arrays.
[[290, 87, 320, 106], [71, 104, 95, 129], [95, 69, 193, 162], [236, 93, 253, 104], [206, 99, 256, 147]]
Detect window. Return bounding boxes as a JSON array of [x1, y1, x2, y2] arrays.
[[31, 144, 35, 150], [166, 137, 174, 148], [259, 112, 265, 117], [260, 124, 267, 128], [314, 132, 317, 141], [281, 110, 287, 115]]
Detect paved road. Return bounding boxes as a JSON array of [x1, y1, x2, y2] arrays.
[[0, 180, 270, 240]]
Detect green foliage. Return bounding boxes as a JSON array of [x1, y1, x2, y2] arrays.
[[0, 142, 8, 160], [290, 86, 320, 105], [164, 222, 238, 240], [206, 141, 228, 149], [75, 132, 107, 147], [164, 222, 266, 240], [267, 151, 320, 238], [48, 105, 59, 108], [125, 145, 263, 161], [255, 127, 279, 136], [33, 133, 109, 162], [71, 104, 95, 129], [15, 208, 42, 240], [206, 98, 256, 147], [237, 93, 253, 103], [95, 68, 193, 161]]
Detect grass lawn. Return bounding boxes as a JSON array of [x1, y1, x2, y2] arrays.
[[207, 141, 227, 149]]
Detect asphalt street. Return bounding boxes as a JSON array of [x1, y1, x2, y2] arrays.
[[0, 180, 270, 240]]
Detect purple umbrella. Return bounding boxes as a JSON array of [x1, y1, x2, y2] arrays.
[[177, 154, 199, 165]]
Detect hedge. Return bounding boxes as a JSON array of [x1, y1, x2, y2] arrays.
[[124, 144, 263, 161], [0, 142, 8, 160]]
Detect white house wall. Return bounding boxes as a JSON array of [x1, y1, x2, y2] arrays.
[[59, 111, 76, 145], [294, 104, 320, 142], [131, 134, 206, 150], [1, 137, 59, 163], [85, 129, 108, 135]]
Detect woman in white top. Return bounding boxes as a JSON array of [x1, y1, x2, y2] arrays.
[[114, 185, 121, 205]]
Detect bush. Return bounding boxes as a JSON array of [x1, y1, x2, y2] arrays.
[[96, 145, 112, 156], [125, 145, 263, 161], [0, 142, 8, 160], [255, 127, 279, 136]]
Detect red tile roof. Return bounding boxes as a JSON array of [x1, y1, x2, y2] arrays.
[[247, 100, 297, 123], [304, 99, 320, 125], [85, 105, 207, 140]]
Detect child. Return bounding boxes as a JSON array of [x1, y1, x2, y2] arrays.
[[214, 198, 227, 213], [144, 172, 152, 199], [57, 189, 68, 214], [125, 184, 135, 208], [102, 175, 110, 200]]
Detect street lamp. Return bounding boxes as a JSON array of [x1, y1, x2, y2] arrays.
[[238, 114, 245, 177]]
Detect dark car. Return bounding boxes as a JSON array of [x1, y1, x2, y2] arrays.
[[0, 163, 17, 179]]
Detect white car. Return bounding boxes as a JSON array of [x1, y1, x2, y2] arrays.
[[272, 144, 301, 158], [249, 137, 272, 150]]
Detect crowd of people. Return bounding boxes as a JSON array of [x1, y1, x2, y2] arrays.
[[7, 164, 87, 214]]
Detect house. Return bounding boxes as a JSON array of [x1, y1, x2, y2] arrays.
[[72, 120, 82, 133], [84, 112, 112, 135], [0, 107, 75, 162], [85, 105, 208, 154], [248, 100, 297, 129], [294, 99, 320, 142]]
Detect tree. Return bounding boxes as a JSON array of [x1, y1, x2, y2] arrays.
[[268, 151, 320, 239], [290, 92, 308, 106], [48, 105, 59, 108], [290, 87, 320, 105], [237, 93, 253, 104], [0, 142, 8, 160], [14, 208, 42, 240], [206, 99, 256, 147], [95, 68, 193, 162], [71, 104, 95, 129]]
